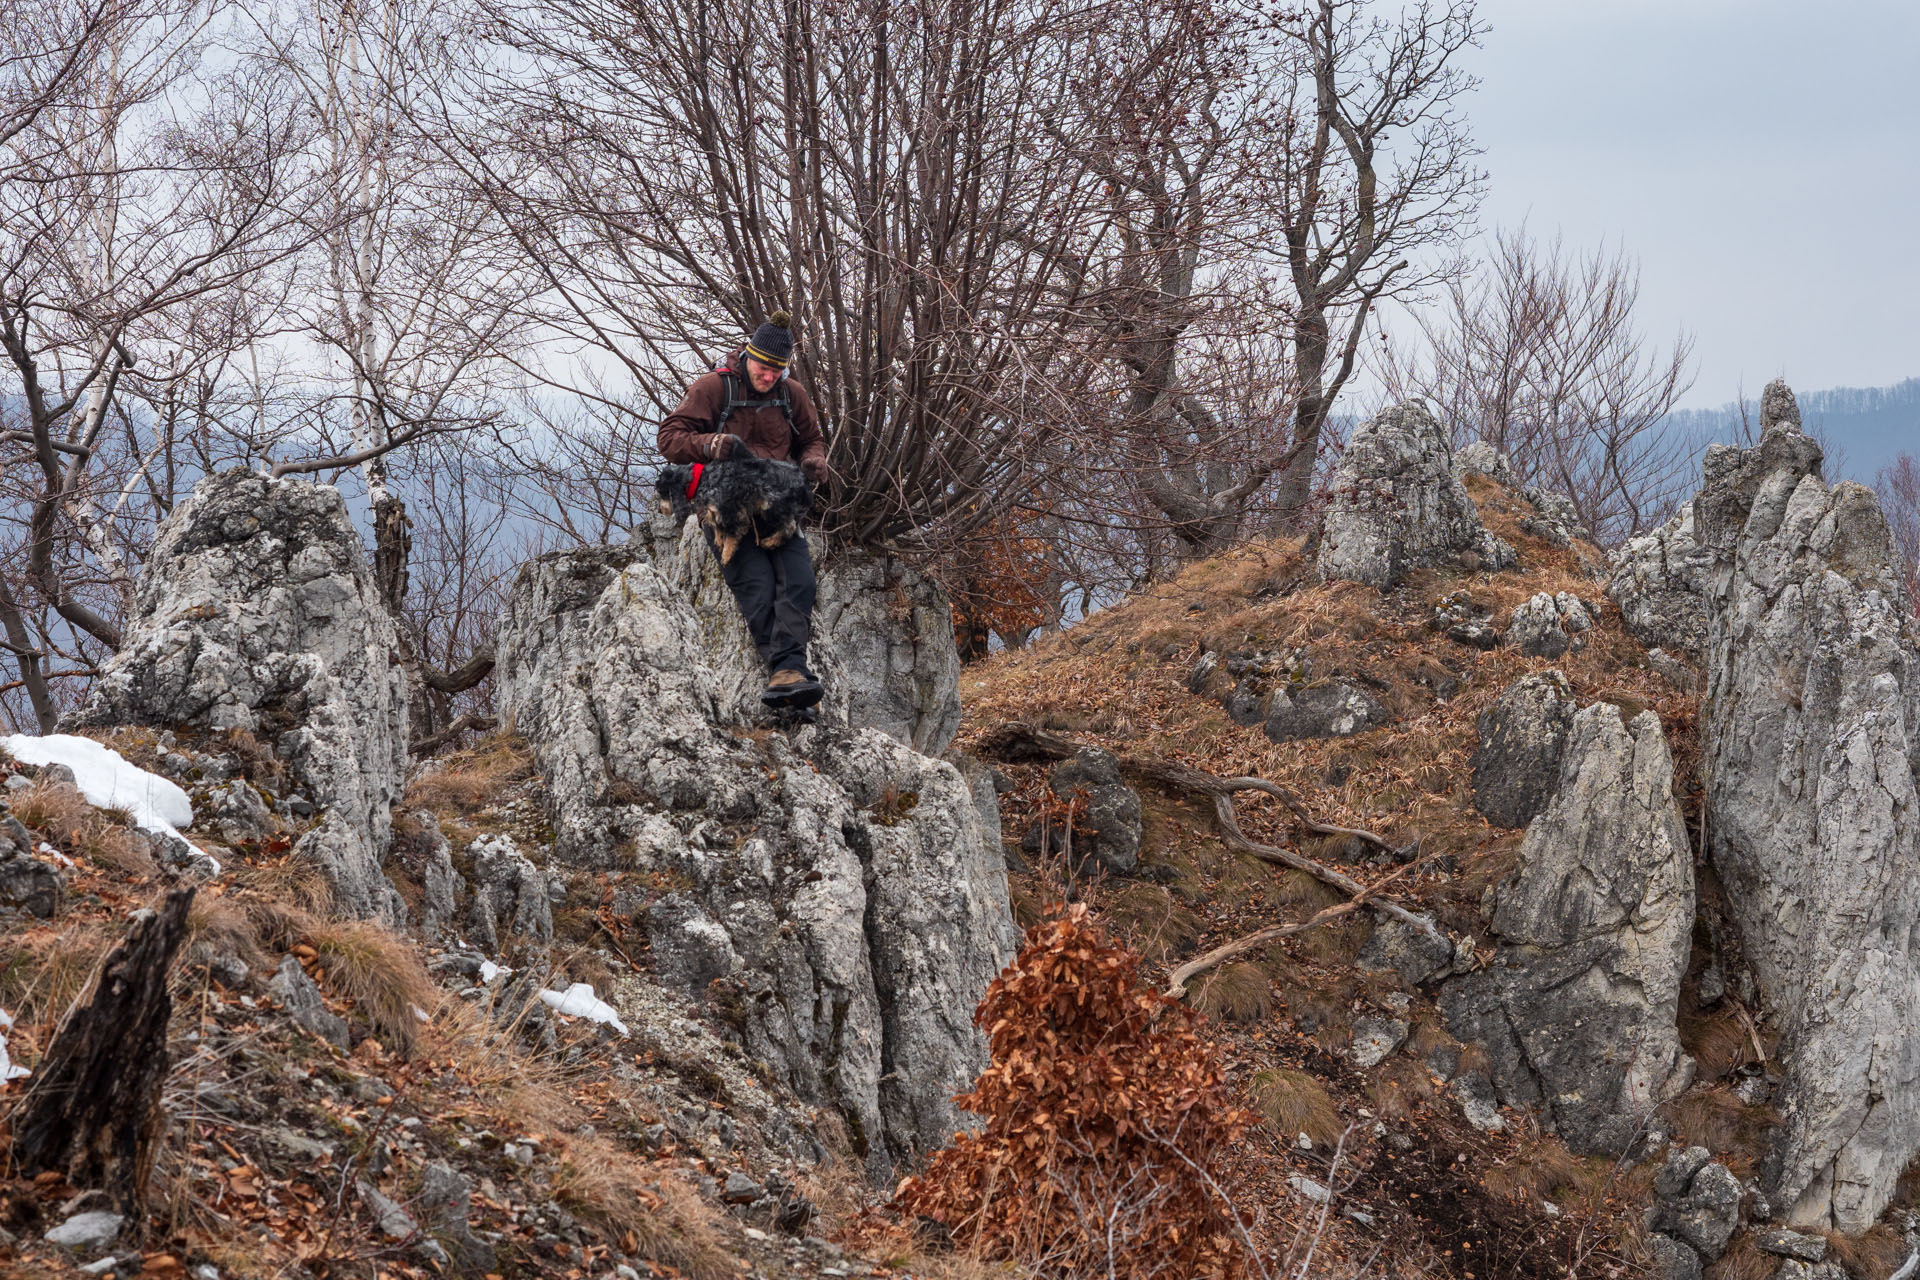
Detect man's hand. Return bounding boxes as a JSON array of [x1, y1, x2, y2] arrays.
[[710, 433, 750, 460], [802, 455, 829, 485]]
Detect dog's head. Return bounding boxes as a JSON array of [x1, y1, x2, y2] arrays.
[[655, 464, 696, 521]]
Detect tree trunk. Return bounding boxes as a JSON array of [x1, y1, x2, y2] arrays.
[[12, 887, 194, 1216]]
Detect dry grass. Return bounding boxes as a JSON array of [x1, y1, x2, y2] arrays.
[[1479, 1133, 1592, 1206], [1100, 882, 1200, 965], [1826, 1225, 1909, 1280], [8, 779, 156, 874], [0, 919, 113, 1034], [1366, 1057, 1439, 1123], [1709, 1234, 1775, 1280], [1189, 962, 1272, 1023], [552, 1136, 737, 1280], [183, 891, 271, 980], [1247, 1067, 1342, 1147], [307, 919, 438, 1055], [1679, 1004, 1766, 1083], [230, 855, 333, 917], [405, 734, 533, 817], [1664, 1084, 1776, 1175]]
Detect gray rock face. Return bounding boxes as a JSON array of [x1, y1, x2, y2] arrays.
[[44, 1210, 123, 1251], [1472, 671, 1576, 829], [643, 516, 962, 753], [1263, 680, 1391, 742], [1648, 1146, 1742, 1262], [1317, 402, 1515, 588], [1022, 748, 1141, 875], [1453, 440, 1516, 487], [1507, 592, 1593, 659], [418, 1161, 494, 1272], [268, 953, 350, 1049], [465, 834, 552, 953], [1442, 705, 1694, 1155], [494, 546, 1016, 1181], [0, 812, 62, 917], [415, 812, 464, 938], [1608, 507, 1713, 655], [1357, 917, 1458, 987], [1695, 380, 1920, 1233], [72, 471, 408, 920]]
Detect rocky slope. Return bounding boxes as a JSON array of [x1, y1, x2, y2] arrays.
[[6, 384, 1920, 1280]]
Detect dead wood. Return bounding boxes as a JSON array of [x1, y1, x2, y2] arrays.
[[10, 886, 194, 1216]]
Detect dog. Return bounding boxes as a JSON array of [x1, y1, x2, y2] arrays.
[[655, 456, 811, 564]]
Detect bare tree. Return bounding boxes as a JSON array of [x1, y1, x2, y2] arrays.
[[0, 0, 314, 729], [444, 0, 1125, 547], [1877, 453, 1920, 610], [1385, 226, 1696, 543], [1265, 0, 1487, 523]]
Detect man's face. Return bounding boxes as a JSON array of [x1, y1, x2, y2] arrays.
[[744, 356, 781, 393]]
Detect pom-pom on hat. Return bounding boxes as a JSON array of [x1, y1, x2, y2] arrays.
[[745, 310, 794, 369]]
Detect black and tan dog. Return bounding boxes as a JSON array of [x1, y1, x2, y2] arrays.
[[655, 457, 811, 564]]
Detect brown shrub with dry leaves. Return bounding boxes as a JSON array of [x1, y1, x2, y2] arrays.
[[896, 903, 1254, 1279]]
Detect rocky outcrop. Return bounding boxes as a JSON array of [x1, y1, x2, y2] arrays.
[[1263, 679, 1391, 742], [465, 834, 553, 953], [1022, 747, 1142, 875], [1695, 380, 1920, 1233], [0, 807, 62, 918], [1317, 402, 1514, 589], [1609, 507, 1712, 655], [1646, 1147, 1742, 1277], [1507, 592, 1593, 659], [1442, 704, 1694, 1155], [642, 515, 962, 753], [1471, 671, 1576, 829], [72, 472, 408, 920], [494, 546, 1016, 1180]]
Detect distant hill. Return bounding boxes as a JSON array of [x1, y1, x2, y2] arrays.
[[1665, 377, 1920, 484]]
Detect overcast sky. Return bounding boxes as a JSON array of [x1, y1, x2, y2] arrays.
[[1455, 0, 1920, 408]]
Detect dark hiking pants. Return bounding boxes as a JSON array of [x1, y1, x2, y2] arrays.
[[706, 529, 817, 676]]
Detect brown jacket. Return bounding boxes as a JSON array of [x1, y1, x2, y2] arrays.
[[659, 359, 828, 468]]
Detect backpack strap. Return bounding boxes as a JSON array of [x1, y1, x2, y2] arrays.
[[710, 363, 797, 450]]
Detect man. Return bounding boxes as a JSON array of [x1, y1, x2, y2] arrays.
[[659, 311, 831, 710]]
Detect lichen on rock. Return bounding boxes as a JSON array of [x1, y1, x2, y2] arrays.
[[1317, 401, 1515, 588], [1694, 379, 1920, 1233], [493, 543, 1016, 1180], [1442, 703, 1694, 1155], [71, 470, 408, 921]]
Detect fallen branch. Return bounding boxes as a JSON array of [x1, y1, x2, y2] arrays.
[[978, 721, 1446, 946], [1164, 856, 1425, 999], [411, 712, 498, 756]]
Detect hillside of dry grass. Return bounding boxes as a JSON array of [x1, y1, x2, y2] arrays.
[[949, 479, 1896, 1280]]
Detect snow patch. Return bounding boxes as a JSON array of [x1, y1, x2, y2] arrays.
[[1, 734, 217, 874], [0, 1007, 29, 1081], [538, 982, 630, 1036], [479, 960, 510, 984]]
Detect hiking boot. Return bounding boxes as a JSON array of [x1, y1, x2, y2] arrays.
[[762, 668, 824, 710]]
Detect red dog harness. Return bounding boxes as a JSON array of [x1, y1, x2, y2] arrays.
[[686, 462, 705, 499]]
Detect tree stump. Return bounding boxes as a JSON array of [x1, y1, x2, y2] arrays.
[[10, 886, 194, 1215]]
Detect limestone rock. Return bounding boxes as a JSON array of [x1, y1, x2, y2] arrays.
[[643, 516, 962, 753], [1348, 1015, 1408, 1069], [268, 954, 350, 1049], [1317, 402, 1514, 588], [1442, 705, 1694, 1155], [1507, 592, 1593, 659], [1357, 917, 1457, 986], [494, 546, 1016, 1180], [1608, 507, 1712, 655], [1521, 488, 1592, 548], [414, 812, 464, 938], [1754, 1229, 1827, 1263], [1453, 440, 1515, 487], [72, 471, 407, 920], [465, 834, 552, 953], [1695, 379, 1920, 1233], [1263, 680, 1390, 743], [0, 814, 62, 918], [1023, 748, 1141, 875], [44, 1210, 123, 1252], [1472, 671, 1576, 829], [1645, 1233, 1703, 1280], [1648, 1146, 1742, 1262]]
